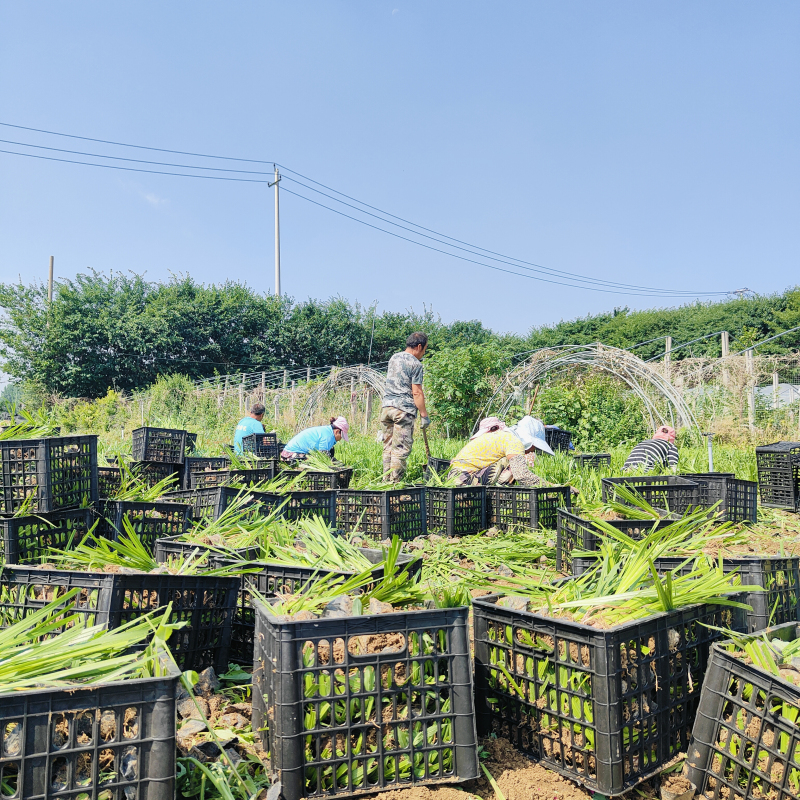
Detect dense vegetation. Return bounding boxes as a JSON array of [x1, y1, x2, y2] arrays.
[[525, 289, 800, 360], [1, 270, 797, 399]]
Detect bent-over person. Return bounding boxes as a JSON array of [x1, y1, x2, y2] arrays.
[[448, 416, 555, 487], [623, 425, 679, 471]]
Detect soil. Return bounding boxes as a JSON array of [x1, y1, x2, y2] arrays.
[[365, 737, 593, 800], [661, 774, 692, 794]]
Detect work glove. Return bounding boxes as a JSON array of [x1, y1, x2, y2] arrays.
[[420, 415, 431, 430]]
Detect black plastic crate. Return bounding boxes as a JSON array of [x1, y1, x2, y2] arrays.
[[190, 463, 276, 489], [679, 473, 758, 524], [182, 455, 230, 489], [0, 565, 239, 672], [544, 427, 572, 452], [556, 508, 673, 573], [486, 485, 572, 532], [424, 457, 452, 482], [0, 658, 180, 800], [686, 621, 800, 800], [129, 460, 183, 491], [473, 593, 749, 796], [280, 465, 354, 490], [755, 441, 800, 511], [251, 597, 478, 798], [98, 465, 122, 497], [426, 486, 486, 536], [280, 489, 337, 526], [571, 553, 800, 633], [164, 486, 283, 521], [601, 475, 701, 515], [242, 431, 281, 459], [213, 547, 423, 664], [336, 487, 427, 539], [572, 453, 611, 469], [153, 535, 258, 565], [0, 508, 93, 565], [131, 426, 193, 464], [95, 499, 191, 552], [0, 435, 99, 515]]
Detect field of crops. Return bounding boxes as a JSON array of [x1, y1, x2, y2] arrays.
[[1, 411, 799, 800]]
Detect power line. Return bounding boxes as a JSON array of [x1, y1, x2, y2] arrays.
[[1, 122, 732, 297], [0, 148, 271, 184], [1, 121, 724, 295], [3, 138, 716, 295], [1, 142, 728, 297], [279, 185, 728, 297], [280, 174, 716, 296], [0, 138, 272, 175], [0, 121, 271, 164]]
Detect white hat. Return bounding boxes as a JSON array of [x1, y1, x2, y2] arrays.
[[509, 416, 555, 456]]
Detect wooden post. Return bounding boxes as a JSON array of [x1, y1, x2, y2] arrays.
[[721, 331, 730, 388], [307, 366, 311, 383], [274, 395, 280, 426], [745, 349, 756, 431], [747, 386, 756, 431], [261, 372, 266, 400], [239, 383, 244, 413], [283, 370, 288, 388], [350, 377, 357, 424], [664, 336, 672, 380], [291, 380, 296, 419], [773, 372, 780, 411], [223, 375, 229, 400], [364, 388, 373, 433]]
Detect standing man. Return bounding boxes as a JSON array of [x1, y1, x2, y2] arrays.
[[380, 332, 430, 482], [233, 403, 266, 454]]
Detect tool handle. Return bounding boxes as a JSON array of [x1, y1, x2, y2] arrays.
[[422, 426, 432, 459]]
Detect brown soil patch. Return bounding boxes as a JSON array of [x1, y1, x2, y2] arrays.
[[364, 737, 593, 800]]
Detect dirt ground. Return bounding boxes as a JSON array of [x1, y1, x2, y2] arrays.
[[366, 737, 595, 800]]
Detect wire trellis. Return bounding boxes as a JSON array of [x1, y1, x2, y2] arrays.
[[477, 343, 699, 436]]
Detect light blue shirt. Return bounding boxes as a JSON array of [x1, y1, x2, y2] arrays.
[[234, 416, 266, 454], [284, 425, 336, 455]]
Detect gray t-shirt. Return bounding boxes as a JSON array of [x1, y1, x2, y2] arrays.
[[382, 352, 424, 416]]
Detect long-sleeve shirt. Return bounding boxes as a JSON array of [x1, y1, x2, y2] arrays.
[[623, 438, 679, 471]]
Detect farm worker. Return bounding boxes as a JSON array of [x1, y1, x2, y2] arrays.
[[380, 331, 430, 482], [281, 416, 350, 462], [623, 425, 679, 471], [448, 416, 554, 487], [233, 403, 266, 454]]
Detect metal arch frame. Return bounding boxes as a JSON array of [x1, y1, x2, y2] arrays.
[[475, 343, 699, 436], [297, 365, 387, 427]]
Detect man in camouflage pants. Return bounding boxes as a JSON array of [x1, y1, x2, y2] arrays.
[[380, 332, 430, 482]]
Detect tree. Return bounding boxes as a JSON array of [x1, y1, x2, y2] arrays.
[[424, 344, 512, 435]]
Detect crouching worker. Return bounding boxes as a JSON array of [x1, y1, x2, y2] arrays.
[[448, 416, 554, 487], [281, 416, 350, 463], [623, 425, 678, 471]]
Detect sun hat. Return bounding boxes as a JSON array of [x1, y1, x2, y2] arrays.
[[509, 416, 555, 456], [470, 417, 506, 440], [331, 416, 350, 441]]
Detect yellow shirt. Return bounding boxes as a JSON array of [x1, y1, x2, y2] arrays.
[[450, 430, 525, 472]]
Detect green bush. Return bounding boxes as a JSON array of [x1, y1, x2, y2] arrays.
[[534, 374, 649, 449]]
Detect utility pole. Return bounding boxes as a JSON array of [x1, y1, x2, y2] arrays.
[[269, 166, 281, 296]]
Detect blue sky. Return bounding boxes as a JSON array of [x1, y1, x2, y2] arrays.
[[1, 2, 798, 341]]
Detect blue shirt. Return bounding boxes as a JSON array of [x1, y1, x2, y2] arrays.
[[284, 425, 336, 455], [234, 416, 266, 454]]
